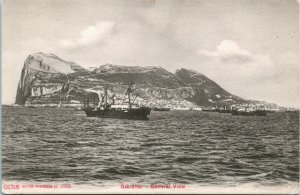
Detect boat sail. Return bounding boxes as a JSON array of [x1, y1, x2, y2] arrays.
[[58, 101, 62, 108]]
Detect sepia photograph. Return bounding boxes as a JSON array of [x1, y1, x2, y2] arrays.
[[2, 0, 299, 194]]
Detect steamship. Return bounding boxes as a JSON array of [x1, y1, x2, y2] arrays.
[[83, 83, 151, 120]]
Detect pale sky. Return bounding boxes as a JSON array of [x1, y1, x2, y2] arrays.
[[2, 0, 299, 107]]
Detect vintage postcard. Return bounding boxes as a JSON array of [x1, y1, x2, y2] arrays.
[[2, 0, 299, 194]]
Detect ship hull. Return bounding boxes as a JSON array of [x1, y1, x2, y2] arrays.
[[232, 110, 267, 116], [202, 109, 220, 112], [84, 107, 151, 120], [152, 107, 170, 111], [286, 110, 299, 113]]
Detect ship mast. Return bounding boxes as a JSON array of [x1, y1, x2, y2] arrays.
[[126, 71, 134, 109], [126, 82, 134, 109], [104, 87, 108, 108], [97, 91, 102, 108], [111, 94, 115, 105], [128, 84, 131, 109]]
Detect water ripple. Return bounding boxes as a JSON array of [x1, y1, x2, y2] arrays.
[[2, 107, 299, 186]]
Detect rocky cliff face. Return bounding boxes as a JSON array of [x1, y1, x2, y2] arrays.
[[175, 69, 243, 105], [15, 52, 245, 107], [15, 53, 85, 105]]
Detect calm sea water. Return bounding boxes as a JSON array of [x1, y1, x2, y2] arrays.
[[2, 107, 299, 187]]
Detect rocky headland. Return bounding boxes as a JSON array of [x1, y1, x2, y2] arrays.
[[15, 52, 256, 108]]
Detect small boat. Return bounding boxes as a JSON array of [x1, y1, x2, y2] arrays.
[[58, 101, 62, 108], [172, 107, 190, 111], [286, 110, 299, 113], [27, 105, 37, 108], [152, 107, 170, 111]]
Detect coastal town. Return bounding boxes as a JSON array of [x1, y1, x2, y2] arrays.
[[16, 92, 292, 113]]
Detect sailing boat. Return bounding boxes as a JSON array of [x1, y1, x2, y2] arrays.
[[58, 101, 62, 108], [83, 84, 151, 120]]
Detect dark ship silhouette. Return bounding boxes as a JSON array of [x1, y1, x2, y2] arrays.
[[152, 107, 170, 111], [232, 110, 267, 116], [83, 82, 151, 120]]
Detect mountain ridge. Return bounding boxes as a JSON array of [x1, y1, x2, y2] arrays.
[[16, 52, 248, 107]]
